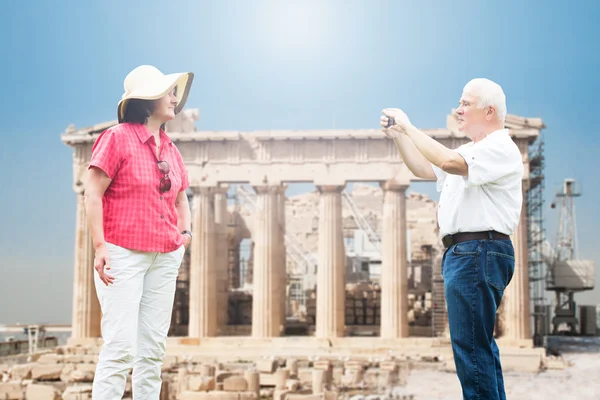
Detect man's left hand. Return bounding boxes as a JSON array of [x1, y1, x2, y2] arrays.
[[381, 108, 413, 136]]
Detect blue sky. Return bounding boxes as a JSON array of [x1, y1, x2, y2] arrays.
[[1, 0, 598, 324]]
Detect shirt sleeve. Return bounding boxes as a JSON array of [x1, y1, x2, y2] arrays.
[[174, 146, 190, 192], [431, 163, 447, 192], [88, 129, 122, 179], [455, 138, 523, 188]]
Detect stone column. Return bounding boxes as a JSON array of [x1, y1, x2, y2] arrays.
[[251, 185, 284, 337], [188, 187, 218, 338], [379, 181, 409, 338], [71, 192, 102, 339], [315, 185, 346, 339], [277, 187, 287, 325], [228, 237, 241, 289], [214, 186, 230, 331], [501, 182, 531, 340]]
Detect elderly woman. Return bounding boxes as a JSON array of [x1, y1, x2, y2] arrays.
[[85, 65, 194, 399]]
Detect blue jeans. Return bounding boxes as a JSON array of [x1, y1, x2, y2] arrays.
[[442, 238, 515, 400]]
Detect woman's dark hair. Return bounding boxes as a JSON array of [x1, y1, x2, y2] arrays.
[[122, 99, 157, 125]]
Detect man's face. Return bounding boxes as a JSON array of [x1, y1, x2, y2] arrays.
[[455, 92, 490, 138]]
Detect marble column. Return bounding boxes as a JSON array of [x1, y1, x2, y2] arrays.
[[501, 182, 531, 340], [214, 186, 230, 331], [71, 192, 102, 339], [315, 185, 346, 339], [379, 181, 409, 338], [277, 187, 287, 325], [251, 185, 284, 337], [188, 187, 217, 338]]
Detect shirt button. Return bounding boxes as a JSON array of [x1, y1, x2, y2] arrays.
[[160, 215, 165, 219], [160, 196, 163, 200]]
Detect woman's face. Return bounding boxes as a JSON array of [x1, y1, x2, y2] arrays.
[[152, 87, 179, 122]]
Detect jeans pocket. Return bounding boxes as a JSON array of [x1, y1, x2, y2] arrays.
[[486, 251, 515, 291], [451, 240, 479, 256]]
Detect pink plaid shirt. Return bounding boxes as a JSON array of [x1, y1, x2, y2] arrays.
[[89, 122, 190, 253]]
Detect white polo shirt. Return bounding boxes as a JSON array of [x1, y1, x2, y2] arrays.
[[432, 129, 524, 238]]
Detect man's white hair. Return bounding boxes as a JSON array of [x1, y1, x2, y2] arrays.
[[463, 78, 507, 122]]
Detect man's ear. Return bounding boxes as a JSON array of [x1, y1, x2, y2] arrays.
[[486, 106, 496, 120]]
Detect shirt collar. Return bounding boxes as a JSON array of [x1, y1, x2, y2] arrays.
[[131, 123, 173, 145]]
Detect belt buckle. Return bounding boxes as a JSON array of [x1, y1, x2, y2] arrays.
[[442, 235, 453, 249]]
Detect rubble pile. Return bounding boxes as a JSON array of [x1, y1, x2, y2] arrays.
[[0, 347, 416, 400]]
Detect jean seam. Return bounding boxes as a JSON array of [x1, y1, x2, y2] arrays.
[[472, 244, 480, 399]]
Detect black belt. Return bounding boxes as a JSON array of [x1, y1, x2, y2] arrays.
[[442, 230, 510, 249]]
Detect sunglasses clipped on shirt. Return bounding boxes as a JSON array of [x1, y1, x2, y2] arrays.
[[157, 160, 171, 193]]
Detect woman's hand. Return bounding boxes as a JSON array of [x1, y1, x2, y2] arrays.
[[94, 245, 114, 286]]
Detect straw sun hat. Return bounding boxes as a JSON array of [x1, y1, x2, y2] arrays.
[[117, 65, 194, 123]]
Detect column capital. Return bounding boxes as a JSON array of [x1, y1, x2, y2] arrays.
[[316, 185, 345, 194], [190, 186, 214, 195], [213, 185, 229, 195], [252, 185, 285, 195], [380, 180, 410, 192]]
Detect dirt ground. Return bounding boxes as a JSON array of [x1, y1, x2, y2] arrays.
[[390, 352, 600, 400]]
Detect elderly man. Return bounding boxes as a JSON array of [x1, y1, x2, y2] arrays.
[[381, 78, 523, 400]]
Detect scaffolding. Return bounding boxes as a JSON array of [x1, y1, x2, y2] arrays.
[[235, 185, 317, 310], [341, 190, 382, 255], [527, 133, 548, 346]]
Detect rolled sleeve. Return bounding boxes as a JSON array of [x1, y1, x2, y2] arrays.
[[456, 143, 521, 188], [89, 129, 122, 179], [431, 163, 447, 192]]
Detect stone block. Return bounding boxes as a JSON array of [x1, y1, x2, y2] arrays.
[[61, 384, 93, 400], [179, 390, 241, 400], [215, 371, 235, 383], [256, 359, 277, 374], [273, 389, 291, 400], [80, 355, 97, 364], [285, 379, 300, 391], [25, 383, 60, 400], [63, 355, 84, 364], [162, 354, 179, 372], [188, 376, 216, 391], [223, 376, 248, 392], [286, 359, 298, 377], [32, 364, 63, 381], [0, 382, 23, 400], [274, 369, 290, 389], [238, 392, 258, 400], [297, 369, 312, 384], [244, 370, 259, 397], [286, 395, 323, 400], [37, 354, 63, 364], [59, 364, 76, 382], [312, 361, 332, 371], [9, 364, 33, 380], [68, 369, 95, 383], [259, 372, 278, 386], [379, 361, 398, 372]]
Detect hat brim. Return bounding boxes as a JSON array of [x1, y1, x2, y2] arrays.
[[117, 72, 194, 123]]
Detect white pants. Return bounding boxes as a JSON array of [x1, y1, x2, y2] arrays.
[[92, 242, 184, 400]]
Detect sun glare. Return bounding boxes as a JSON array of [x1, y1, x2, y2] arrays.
[[254, 2, 333, 51]]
